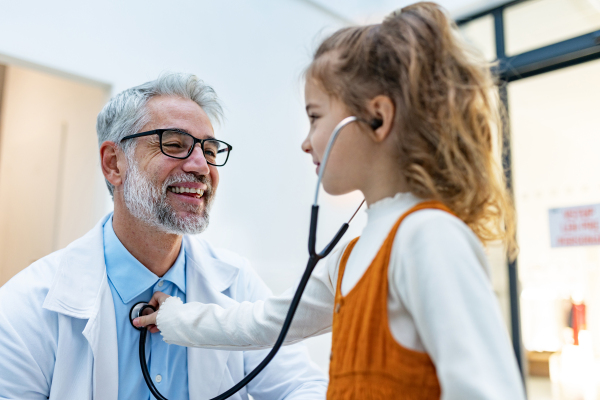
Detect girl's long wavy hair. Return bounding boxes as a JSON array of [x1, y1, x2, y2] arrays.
[[307, 2, 517, 258]]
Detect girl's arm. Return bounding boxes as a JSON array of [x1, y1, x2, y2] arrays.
[[137, 250, 342, 350], [395, 212, 526, 400]]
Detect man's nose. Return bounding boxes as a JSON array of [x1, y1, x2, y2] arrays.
[[182, 144, 210, 175]]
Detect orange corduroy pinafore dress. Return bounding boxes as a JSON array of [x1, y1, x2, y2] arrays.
[[327, 201, 452, 400]]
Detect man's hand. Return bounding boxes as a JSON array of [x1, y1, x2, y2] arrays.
[[132, 291, 171, 333]]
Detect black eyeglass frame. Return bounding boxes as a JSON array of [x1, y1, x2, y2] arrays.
[[121, 129, 233, 166]]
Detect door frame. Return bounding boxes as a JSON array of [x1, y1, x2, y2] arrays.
[[457, 0, 600, 375]]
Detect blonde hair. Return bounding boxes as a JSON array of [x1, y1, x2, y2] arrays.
[[307, 2, 517, 258]]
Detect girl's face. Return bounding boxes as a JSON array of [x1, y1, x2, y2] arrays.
[[301, 79, 372, 196]]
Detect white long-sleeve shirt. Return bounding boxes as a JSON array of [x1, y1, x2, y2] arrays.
[[158, 193, 526, 400]]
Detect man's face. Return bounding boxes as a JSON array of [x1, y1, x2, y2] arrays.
[[122, 95, 219, 235]]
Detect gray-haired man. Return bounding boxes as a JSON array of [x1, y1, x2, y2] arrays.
[[0, 73, 327, 399]]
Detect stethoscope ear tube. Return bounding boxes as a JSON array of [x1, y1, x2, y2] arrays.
[[308, 205, 319, 257], [313, 116, 358, 206], [321, 222, 349, 258], [309, 205, 349, 259]]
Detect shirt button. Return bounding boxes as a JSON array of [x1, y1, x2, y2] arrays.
[[158, 281, 164, 287], [155, 374, 162, 383], [335, 303, 341, 313]]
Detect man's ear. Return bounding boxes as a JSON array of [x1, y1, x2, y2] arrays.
[[100, 141, 125, 188], [366, 95, 395, 143]]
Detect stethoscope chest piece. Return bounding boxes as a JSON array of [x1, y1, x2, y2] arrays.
[[129, 301, 155, 331]]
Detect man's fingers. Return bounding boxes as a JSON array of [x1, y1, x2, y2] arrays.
[[149, 325, 160, 334], [133, 311, 157, 328]]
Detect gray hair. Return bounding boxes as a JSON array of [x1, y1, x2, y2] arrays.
[[96, 73, 223, 197]]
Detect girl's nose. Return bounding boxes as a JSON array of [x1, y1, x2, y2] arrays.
[[301, 135, 312, 154]]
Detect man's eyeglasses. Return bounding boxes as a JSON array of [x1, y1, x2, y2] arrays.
[[121, 129, 233, 166]]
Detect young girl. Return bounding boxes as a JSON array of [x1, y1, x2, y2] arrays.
[[135, 2, 525, 398]]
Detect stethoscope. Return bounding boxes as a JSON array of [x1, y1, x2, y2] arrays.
[[129, 115, 382, 400]]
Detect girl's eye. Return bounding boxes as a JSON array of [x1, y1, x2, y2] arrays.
[[308, 114, 319, 123]]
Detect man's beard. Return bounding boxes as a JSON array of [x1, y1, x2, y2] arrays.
[[123, 158, 215, 235]]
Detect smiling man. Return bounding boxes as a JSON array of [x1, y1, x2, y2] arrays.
[[0, 74, 327, 399]]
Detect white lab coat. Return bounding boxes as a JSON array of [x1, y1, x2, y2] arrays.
[[0, 215, 327, 400]]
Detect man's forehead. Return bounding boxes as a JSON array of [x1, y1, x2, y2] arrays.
[[143, 95, 215, 138]]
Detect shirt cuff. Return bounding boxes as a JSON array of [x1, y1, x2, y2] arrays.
[[157, 295, 184, 343]]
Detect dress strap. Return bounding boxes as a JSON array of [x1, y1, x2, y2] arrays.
[[335, 238, 359, 302]]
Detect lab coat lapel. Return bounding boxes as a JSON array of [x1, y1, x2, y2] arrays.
[[82, 279, 119, 400], [43, 214, 119, 400], [185, 236, 240, 400]]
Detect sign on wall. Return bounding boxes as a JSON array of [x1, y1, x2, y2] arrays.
[[549, 204, 600, 248]]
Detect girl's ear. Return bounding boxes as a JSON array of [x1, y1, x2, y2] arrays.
[[366, 95, 395, 143]]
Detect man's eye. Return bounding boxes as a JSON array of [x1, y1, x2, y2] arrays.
[[204, 150, 216, 157], [164, 142, 184, 148]]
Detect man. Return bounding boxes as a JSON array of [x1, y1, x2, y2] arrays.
[[0, 73, 327, 399]]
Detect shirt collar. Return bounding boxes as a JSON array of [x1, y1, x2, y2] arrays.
[[162, 246, 186, 294], [366, 192, 423, 224], [103, 216, 186, 304]]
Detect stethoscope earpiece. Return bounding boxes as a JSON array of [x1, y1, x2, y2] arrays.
[[369, 118, 383, 130]]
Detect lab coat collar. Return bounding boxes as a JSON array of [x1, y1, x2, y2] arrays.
[[43, 214, 111, 319], [183, 234, 240, 293]]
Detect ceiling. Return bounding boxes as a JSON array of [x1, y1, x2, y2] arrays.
[[300, 0, 514, 24]]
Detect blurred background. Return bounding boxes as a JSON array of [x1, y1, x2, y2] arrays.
[[0, 0, 599, 399]]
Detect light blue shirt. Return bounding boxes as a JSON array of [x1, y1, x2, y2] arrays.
[[103, 216, 189, 400]]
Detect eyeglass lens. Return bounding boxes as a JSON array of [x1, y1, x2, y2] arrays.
[[161, 130, 230, 165]]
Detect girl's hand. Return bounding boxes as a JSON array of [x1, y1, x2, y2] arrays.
[[132, 291, 171, 333]]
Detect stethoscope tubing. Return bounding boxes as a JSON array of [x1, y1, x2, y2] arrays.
[[138, 305, 168, 400], [136, 116, 363, 400]]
